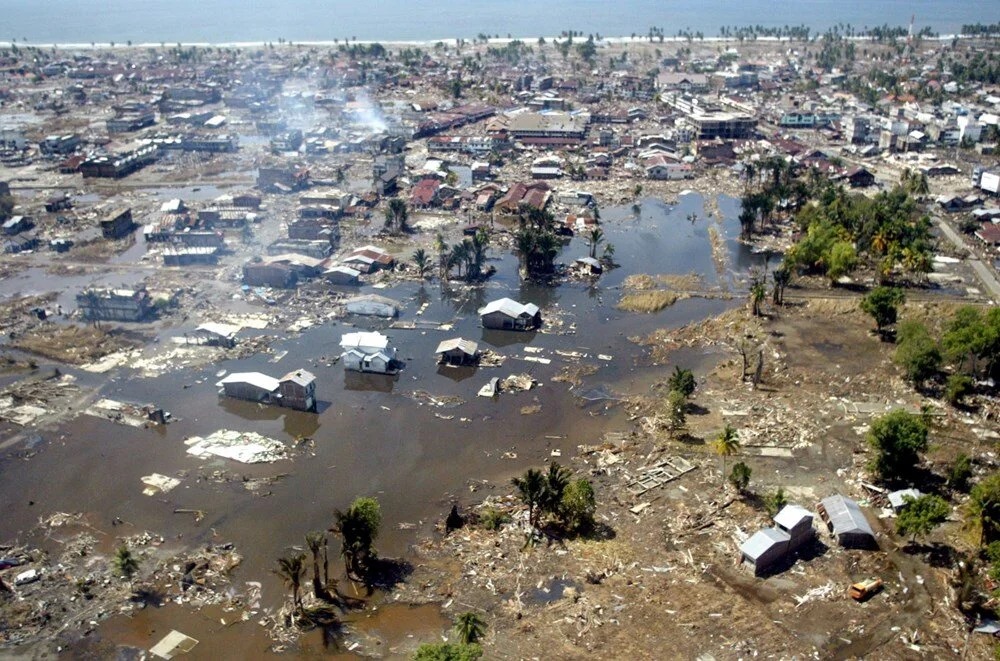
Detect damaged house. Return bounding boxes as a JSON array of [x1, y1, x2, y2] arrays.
[[478, 298, 542, 331], [216, 369, 317, 411], [76, 287, 153, 322]]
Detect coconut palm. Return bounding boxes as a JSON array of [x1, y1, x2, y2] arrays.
[[384, 197, 408, 234], [514, 229, 536, 276], [455, 611, 486, 644], [412, 248, 431, 280], [587, 227, 604, 259], [541, 461, 571, 517], [712, 425, 741, 481], [305, 531, 326, 598], [512, 468, 546, 527], [274, 553, 306, 612]]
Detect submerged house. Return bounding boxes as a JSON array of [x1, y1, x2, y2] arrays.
[[436, 338, 480, 365], [216, 368, 317, 411], [340, 331, 398, 374], [478, 298, 542, 331], [818, 495, 877, 549], [344, 294, 399, 318], [216, 372, 280, 403], [278, 369, 317, 412], [189, 322, 240, 348], [76, 287, 153, 322]]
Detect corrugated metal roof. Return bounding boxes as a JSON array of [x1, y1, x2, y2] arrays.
[[340, 331, 389, 351], [281, 369, 316, 386], [435, 338, 478, 355], [216, 372, 280, 392], [820, 495, 875, 538], [773, 505, 813, 531], [478, 297, 540, 318], [740, 527, 790, 561]]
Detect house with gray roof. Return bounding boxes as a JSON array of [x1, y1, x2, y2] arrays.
[[740, 528, 791, 577], [818, 495, 877, 548], [773, 505, 815, 551], [478, 298, 542, 331]]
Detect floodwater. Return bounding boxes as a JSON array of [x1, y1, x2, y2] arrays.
[[0, 193, 754, 656]]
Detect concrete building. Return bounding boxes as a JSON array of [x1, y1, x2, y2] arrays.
[[101, 208, 135, 239], [76, 287, 153, 322]]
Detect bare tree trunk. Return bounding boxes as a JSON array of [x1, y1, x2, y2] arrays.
[[751, 349, 764, 389]]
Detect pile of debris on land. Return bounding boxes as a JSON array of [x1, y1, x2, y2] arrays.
[[0, 514, 246, 649]]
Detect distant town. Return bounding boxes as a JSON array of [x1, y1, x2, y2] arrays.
[[1, 22, 1000, 660]]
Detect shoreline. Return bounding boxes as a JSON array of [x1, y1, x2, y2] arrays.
[[0, 32, 982, 51]]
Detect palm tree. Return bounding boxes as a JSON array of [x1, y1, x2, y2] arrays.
[[541, 462, 571, 517], [587, 227, 604, 259], [332, 497, 382, 580], [535, 231, 559, 274], [113, 545, 139, 580], [305, 531, 326, 598], [434, 232, 449, 279], [384, 198, 408, 234], [448, 242, 468, 279], [413, 248, 431, 280], [512, 468, 545, 527], [455, 611, 486, 644], [274, 553, 306, 613], [514, 229, 536, 276], [712, 425, 740, 480]]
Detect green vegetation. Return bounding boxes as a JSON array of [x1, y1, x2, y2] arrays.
[[711, 425, 740, 479], [333, 497, 382, 579], [785, 183, 932, 284], [668, 366, 696, 398], [479, 506, 510, 531], [947, 454, 973, 493], [867, 410, 929, 482], [896, 494, 950, 543], [967, 473, 1000, 547], [274, 553, 306, 612], [512, 462, 597, 535], [455, 611, 486, 644], [894, 321, 942, 388], [764, 486, 788, 517], [664, 388, 687, 436], [113, 545, 139, 580], [728, 461, 752, 494], [384, 197, 409, 234], [414, 643, 483, 661], [860, 286, 905, 337]]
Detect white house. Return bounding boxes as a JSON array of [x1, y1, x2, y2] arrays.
[[340, 331, 398, 374]]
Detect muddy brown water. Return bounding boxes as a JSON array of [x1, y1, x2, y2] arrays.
[[0, 193, 754, 656]]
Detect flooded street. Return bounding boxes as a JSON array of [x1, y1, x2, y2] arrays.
[[0, 193, 751, 656]]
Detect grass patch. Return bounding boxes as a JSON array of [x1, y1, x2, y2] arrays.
[[618, 290, 685, 313]]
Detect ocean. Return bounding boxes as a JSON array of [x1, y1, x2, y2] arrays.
[[0, 0, 994, 46]]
